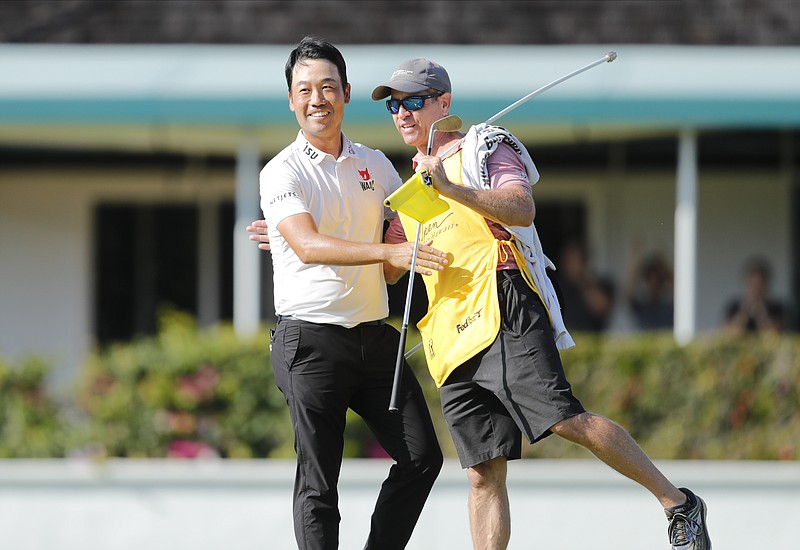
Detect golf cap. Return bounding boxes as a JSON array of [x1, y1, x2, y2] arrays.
[[371, 58, 451, 100]]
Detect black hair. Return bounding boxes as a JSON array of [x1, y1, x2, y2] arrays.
[[743, 256, 772, 282], [285, 36, 348, 90]]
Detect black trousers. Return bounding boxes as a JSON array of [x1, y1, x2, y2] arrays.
[[270, 318, 443, 550]]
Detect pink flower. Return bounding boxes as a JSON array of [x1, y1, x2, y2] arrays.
[[167, 439, 219, 459], [176, 365, 220, 406]]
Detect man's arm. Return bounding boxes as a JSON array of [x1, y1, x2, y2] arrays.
[[247, 216, 448, 276], [415, 154, 534, 228]]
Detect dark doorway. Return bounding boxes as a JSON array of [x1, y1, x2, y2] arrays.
[[94, 204, 199, 344], [535, 200, 587, 263]]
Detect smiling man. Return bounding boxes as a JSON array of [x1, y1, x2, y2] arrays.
[[376, 58, 711, 550], [258, 37, 447, 550]]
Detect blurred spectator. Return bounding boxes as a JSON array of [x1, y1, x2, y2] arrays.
[[624, 247, 674, 330], [556, 239, 615, 333], [724, 257, 788, 334]]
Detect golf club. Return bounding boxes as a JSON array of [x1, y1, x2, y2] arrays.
[[399, 52, 617, 363], [389, 114, 463, 413], [440, 51, 617, 159], [486, 51, 616, 125]]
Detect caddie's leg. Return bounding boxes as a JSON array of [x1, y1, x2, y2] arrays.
[[467, 456, 511, 550], [550, 412, 686, 508]]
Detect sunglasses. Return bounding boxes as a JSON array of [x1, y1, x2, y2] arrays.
[[386, 92, 443, 114]]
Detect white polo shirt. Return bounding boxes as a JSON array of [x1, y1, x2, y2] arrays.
[[260, 131, 402, 327]]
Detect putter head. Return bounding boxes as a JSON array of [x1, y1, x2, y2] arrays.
[[426, 114, 464, 155], [436, 114, 463, 133]]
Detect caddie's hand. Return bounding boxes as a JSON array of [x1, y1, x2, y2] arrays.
[[386, 240, 448, 276], [246, 219, 271, 251], [415, 155, 452, 193]]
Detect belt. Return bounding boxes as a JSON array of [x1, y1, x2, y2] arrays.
[[276, 315, 385, 327], [358, 319, 386, 326]]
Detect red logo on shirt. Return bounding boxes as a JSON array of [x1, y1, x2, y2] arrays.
[[357, 167, 375, 191]]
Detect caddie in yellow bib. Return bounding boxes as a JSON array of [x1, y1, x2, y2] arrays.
[[397, 150, 546, 387]]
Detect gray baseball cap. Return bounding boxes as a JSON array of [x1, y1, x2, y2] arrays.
[[371, 58, 451, 100]]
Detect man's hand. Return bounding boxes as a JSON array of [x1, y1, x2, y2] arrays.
[[415, 155, 534, 228], [387, 240, 448, 275], [414, 156, 452, 194], [246, 219, 271, 251], [383, 240, 448, 284]]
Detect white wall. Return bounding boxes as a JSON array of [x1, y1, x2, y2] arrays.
[[0, 166, 234, 389], [0, 458, 797, 550], [0, 169, 93, 388], [697, 170, 793, 331], [535, 168, 793, 332]]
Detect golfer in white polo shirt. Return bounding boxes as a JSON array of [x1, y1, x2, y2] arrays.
[[258, 37, 447, 550]]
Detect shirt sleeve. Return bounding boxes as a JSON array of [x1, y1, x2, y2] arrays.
[[384, 215, 408, 244], [260, 161, 309, 227], [487, 143, 532, 193]]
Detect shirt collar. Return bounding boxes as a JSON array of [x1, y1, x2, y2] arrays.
[[340, 134, 358, 160], [294, 130, 358, 164]]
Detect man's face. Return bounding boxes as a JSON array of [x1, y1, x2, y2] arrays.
[[289, 58, 350, 148], [744, 269, 767, 299], [389, 90, 451, 151]]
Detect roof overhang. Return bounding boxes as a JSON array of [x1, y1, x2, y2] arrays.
[[1, 44, 798, 155]]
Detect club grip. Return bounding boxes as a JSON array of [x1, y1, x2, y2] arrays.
[[388, 327, 408, 413]]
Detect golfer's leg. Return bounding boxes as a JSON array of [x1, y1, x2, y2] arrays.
[[352, 325, 443, 550], [551, 412, 686, 508], [288, 383, 349, 550], [467, 457, 511, 550], [272, 321, 351, 550]]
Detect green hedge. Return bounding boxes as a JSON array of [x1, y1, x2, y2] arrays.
[[71, 311, 293, 459], [528, 332, 800, 460], [1, 312, 798, 460], [0, 356, 66, 458]]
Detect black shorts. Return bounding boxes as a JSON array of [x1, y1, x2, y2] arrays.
[[440, 270, 585, 468]]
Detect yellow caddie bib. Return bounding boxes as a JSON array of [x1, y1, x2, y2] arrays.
[[399, 151, 502, 387]]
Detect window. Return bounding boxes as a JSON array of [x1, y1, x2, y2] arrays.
[[94, 204, 200, 344]]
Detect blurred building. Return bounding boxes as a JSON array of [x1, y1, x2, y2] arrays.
[[1, 1, 798, 386]]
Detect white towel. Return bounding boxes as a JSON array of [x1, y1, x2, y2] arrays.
[[461, 123, 575, 350]]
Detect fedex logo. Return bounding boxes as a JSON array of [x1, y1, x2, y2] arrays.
[[456, 308, 483, 333]]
